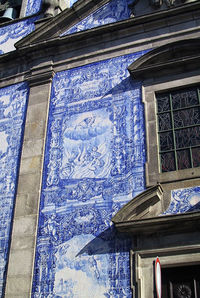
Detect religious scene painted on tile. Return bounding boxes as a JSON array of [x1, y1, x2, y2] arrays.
[[0, 83, 29, 295], [31, 43, 200, 297], [61, 109, 112, 179], [32, 51, 147, 297]]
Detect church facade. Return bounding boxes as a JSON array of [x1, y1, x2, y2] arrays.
[[0, 0, 200, 297]]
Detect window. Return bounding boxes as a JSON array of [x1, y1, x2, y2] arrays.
[[162, 265, 200, 298], [156, 86, 200, 173], [128, 39, 200, 198], [141, 79, 200, 188], [131, 245, 200, 298]]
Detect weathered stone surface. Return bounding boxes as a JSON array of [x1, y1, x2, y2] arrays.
[[17, 173, 41, 194], [20, 155, 42, 174], [28, 84, 51, 105], [26, 101, 49, 123], [21, 139, 44, 159], [12, 216, 37, 237], [14, 193, 39, 217], [5, 293, 30, 298], [24, 121, 46, 141], [10, 235, 35, 251], [7, 250, 34, 276]]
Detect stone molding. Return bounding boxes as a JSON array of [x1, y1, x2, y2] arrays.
[[112, 184, 164, 223], [127, 40, 200, 207], [0, 1, 198, 83], [128, 38, 200, 79], [112, 182, 200, 235], [25, 69, 55, 86], [15, 0, 200, 48], [113, 210, 200, 234], [16, 0, 111, 47]]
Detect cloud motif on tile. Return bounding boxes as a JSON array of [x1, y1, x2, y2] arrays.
[[163, 186, 200, 215], [64, 115, 109, 141], [61, 110, 112, 179]]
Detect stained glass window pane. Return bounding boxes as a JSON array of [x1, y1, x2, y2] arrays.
[[171, 89, 199, 109], [192, 147, 200, 168], [158, 113, 172, 131], [161, 152, 176, 172], [157, 94, 170, 112], [175, 126, 200, 149], [173, 107, 200, 128], [157, 86, 200, 172], [177, 149, 191, 170], [159, 131, 174, 151]]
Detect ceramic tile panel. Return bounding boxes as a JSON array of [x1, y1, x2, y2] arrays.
[[163, 186, 200, 215], [32, 51, 147, 297], [26, 0, 42, 16], [62, 0, 134, 36], [0, 16, 38, 54], [0, 82, 29, 295]]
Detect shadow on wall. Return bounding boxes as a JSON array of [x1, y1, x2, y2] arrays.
[[76, 226, 132, 257]]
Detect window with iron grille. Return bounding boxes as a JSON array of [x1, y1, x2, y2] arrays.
[[156, 87, 200, 173]]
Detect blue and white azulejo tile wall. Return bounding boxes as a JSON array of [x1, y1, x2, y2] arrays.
[[32, 51, 147, 297], [62, 0, 134, 36], [163, 186, 200, 215], [0, 0, 42, 54], [0, 82, 29, 295], [0, 16, 38, 54], [26, 0, 42, 16]]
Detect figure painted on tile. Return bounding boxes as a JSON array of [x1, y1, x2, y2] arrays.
[[61, 111, 112, 179]]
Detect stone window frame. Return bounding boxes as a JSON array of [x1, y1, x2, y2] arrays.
[[130, 244, 200, 298], [143, 76, 200, 187], [128, 39, 200, 190]]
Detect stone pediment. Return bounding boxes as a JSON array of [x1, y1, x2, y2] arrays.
[[128, 38, 200, 79], [15, 0, 111, 48], [15, 0, 199, 49]]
